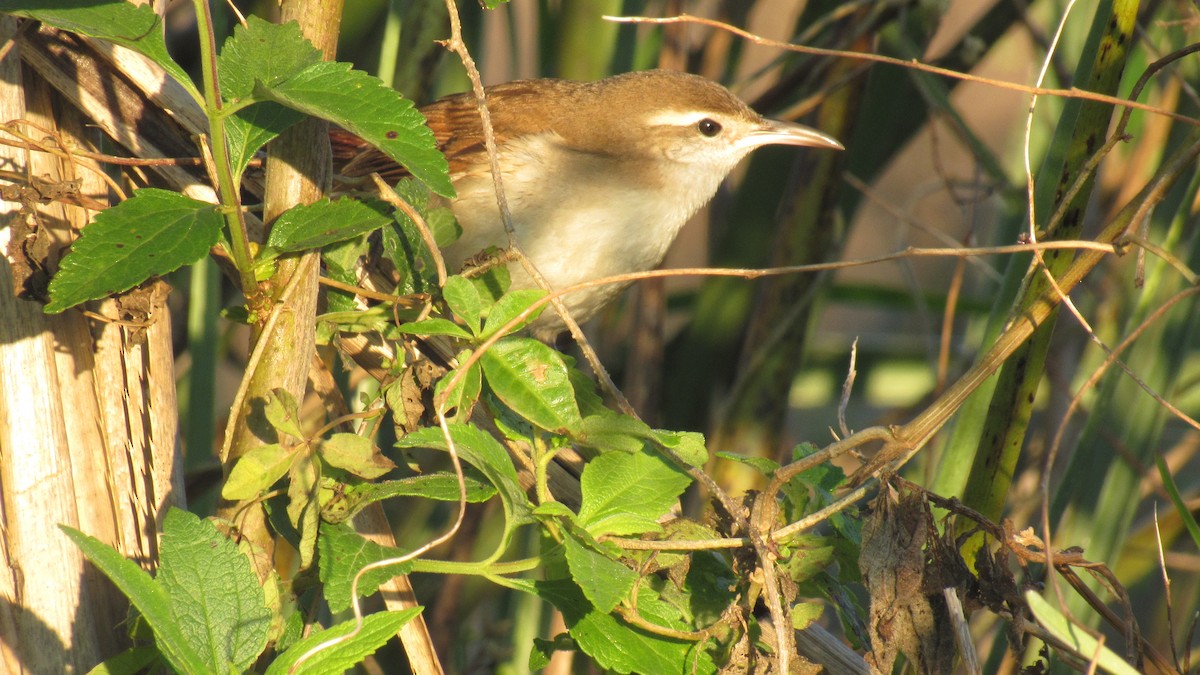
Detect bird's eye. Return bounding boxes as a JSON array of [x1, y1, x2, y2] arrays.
[[697, 118, 722, 137]]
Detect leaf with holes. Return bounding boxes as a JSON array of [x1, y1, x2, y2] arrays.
[[45, 189, 221, 313]]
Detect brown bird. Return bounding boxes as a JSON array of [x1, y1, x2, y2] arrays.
[[334, 69, 842, 339]]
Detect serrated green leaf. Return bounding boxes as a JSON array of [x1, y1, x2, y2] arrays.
[[222, 443, 293, 500], [480, 338, 581, 434], [577, 451, 690, 538], [396, 424, 532, 525], [267, 199, 391, 253], [9, 1, 195, 101], [265, 608, 421, 675], [215, 15, 316, 176], [218, 16, 320, 101], [561, 529, 637, 614], [535, 579, 716, 675], [262, 388, 304, 439], [319, 433, 396, 479], [481, 288, 547, 338], [156, 509, 270, 672], [256, 61, 452, 196], [60, 524, 210, 674], [442, 275, 482, 334], [397, 317, 473, 339], [317, 521, 412, 613], [45, 189, 221, 313]]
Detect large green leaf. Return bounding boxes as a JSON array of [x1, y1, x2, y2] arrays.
[[534, 579, 716, 675], [156, 509, 271, 672], [480, 337, 582, 434], [561, 528, 637, 614], [317, 521, 412, 613], [60, 524, 209, 674], [266, 199, 393, 254], [576, 450, 690, 538], [256, 61, 452, 197], [45, 189, 221, 313], [216, 15, 318, 176], [217, 16, 320, 101], [6, 0, 195, 100]]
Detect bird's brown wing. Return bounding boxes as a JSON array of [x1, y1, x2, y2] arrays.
[[332, 80, 569, 183]]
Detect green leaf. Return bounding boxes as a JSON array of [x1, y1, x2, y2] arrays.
[[780, 534, 836, 582], [59, 525, 210, 674], [321, 473, 495, 522], [396, 424, 532, 525], [222, 443, 293, 500], [434, 359, 482, 420], [442, 275, 482, 334], [8, 1, 195, 100], [318, 521, 412, 613], [45, 189, 221, 313], [317, 243, 363, 316], [791, 600, 824, 631], [535, 580, 715, 675], [1025, 590, 1140, 675], [651, 430, 708, 467], [263, 388, 305, 439], [223, 103, 305, 178], [397, 317, 473, 339], [266, 608, 421, 675], [267, 199, 392, 253], [481, 288, 547, 338], [256, 61, 453, 196], [288, 456, 322, 568], [576, 412, 654, 453], [467, 258, 510, 304], [319, 433, 396, 479], [577, 451, 691, 538], [156, 510, 271, 672], [532, 501, 577, 520], [715, 451, 778, 475], [562, 529, 637, 614], [480, 337, 582, 434], [215, 15, 317, 176], [1156, 453, 1200, 550], [217, 16, 320, 102]]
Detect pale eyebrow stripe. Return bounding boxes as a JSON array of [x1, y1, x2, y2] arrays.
[[642, 110, 714, 126]]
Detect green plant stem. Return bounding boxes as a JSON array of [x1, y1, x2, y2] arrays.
[[190, 0, 259, 303]]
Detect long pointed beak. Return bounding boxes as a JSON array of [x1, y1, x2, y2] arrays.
[[746, 118, 844, 151]]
